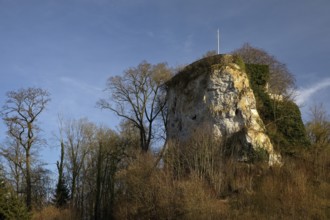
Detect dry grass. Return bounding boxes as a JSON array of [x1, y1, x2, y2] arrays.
[[32, 206, 78, 220], [229, 154, 330, 220]]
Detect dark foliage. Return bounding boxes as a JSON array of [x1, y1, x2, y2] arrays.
[[0, 168, 30, 220], [245, 64, 310, 154], [53, 178, 70, 208]]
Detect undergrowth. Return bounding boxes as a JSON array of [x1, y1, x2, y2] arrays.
[[32, 134, 329, 220]]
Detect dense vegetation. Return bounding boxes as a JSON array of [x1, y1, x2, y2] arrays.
[[245, 64, 311, 154], [0, 48, 329, 219]]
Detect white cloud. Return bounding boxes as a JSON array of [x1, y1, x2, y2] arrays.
[[295, 78, 330, 105]]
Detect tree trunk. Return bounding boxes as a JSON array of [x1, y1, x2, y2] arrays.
[[26, 150, 32, 211], [140, 129, 148, 152], [94, 142, 102, 220], [71, 173, 76, 202]]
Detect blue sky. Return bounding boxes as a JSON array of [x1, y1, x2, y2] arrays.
[[1, 0, 330, 172]]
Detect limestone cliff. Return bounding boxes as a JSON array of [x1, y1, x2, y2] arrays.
[[166, 55, 282, 166]]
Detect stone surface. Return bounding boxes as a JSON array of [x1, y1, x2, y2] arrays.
[[166, 55, 281, 166]]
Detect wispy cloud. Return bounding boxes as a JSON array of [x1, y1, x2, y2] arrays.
[[295, 78, 330, 105], [59, 76, 102, 94]]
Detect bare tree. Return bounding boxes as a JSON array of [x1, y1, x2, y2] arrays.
[[62, 118, 95, 207], [1, 87, 50, 210], [98, 61, 172, 152], [57, 118, 132, 219], [93, 126, 128, 220], [0, 138, 24, 196], [31, 164, 52, 209], [305, 103, 330, 179], [232, 43, 295, 97], [306, 104, 330, 148]]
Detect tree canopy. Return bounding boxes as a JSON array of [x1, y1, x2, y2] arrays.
[[232, 43, 295, 97], [97, 61, 173, 152]]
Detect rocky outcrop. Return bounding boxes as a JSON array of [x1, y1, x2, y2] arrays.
[[166, 55, 281, 166]]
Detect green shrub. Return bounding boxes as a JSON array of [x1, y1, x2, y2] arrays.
[[232, 54, 246, 71]]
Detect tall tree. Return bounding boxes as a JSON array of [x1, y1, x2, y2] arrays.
[[53, 117, 70, 208], [0, 138, 24, 196], [93, 127, 127, 220], [63, 118, 94, 207], [98, 61, 172, 152], [31, 164, 52, 209], [58, 119, 131, 219], [0, 87, 50, 210], [53, 140, 70, 208], [232, 43, 295, 97]]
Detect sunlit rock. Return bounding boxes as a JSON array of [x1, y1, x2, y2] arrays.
[[166, 55, 282, 166]]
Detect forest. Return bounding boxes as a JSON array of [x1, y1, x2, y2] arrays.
[[0, 44, 329, 219]]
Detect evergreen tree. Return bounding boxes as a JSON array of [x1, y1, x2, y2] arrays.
[[53, 140, 70, 208]]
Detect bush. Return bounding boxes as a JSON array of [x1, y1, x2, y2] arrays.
[[229, 154, 329, 219], [114, 152, 228, 219]]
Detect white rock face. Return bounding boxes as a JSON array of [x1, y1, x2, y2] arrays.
[[166, 55, 281, 166]]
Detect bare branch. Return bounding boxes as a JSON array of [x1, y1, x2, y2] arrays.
[[98, 61, 173, 151]]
